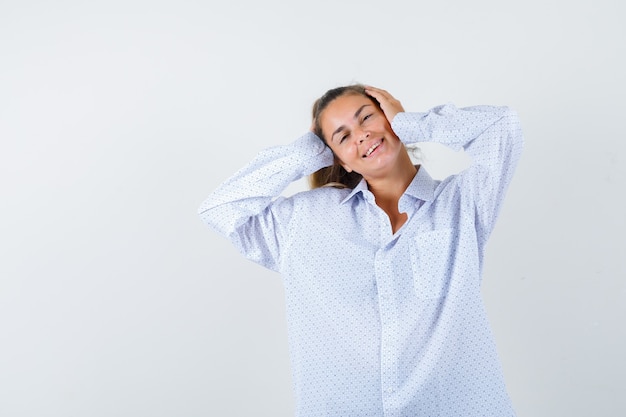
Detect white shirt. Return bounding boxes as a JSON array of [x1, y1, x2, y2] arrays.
[[198, 104, 524, 417]]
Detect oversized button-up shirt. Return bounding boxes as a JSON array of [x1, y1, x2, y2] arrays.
[[198, 104, 524, 416]]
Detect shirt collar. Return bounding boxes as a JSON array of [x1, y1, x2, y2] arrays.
[[340, 178, 369, 204], [340, 166, 438, 205], [404, 166, 437, 202]]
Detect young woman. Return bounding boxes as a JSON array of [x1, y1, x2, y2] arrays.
[[198, 84, 523, 416]]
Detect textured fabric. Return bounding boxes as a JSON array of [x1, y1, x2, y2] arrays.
[[198, 104, 523, 417]]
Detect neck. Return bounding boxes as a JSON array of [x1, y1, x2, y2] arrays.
[[365, 152, 418, 204], [366, 157, 419, 233], [363, 152, 418, 234]]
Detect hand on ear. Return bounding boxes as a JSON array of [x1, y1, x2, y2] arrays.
[[364, 86, 405, 124]]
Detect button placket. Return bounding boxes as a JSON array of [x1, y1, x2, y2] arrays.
[[375, 247, 400, 403]]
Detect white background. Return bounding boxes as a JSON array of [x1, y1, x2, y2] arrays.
[[1, 0, 624, 416]]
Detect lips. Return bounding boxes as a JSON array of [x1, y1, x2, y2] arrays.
[[363, 139, 383, 158]]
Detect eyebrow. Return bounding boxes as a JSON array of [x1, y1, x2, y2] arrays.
[[331, 104, 371, 142]]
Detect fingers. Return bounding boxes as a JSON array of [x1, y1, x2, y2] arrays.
[[364, 86, 392, 101], [364, 86, 402, 108], [364, 85, 405, 123]]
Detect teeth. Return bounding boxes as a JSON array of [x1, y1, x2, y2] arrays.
[[365, 141, 381, 157]]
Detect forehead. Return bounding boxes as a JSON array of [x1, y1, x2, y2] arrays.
[[324, 93, 372, 118], [320, 94, 375, 130]]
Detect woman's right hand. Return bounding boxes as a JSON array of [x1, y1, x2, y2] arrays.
[[364, 86, 405, 124]]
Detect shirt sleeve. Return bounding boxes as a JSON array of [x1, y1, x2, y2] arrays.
[[197, 132, 334, 272], [392, 104, 524, 238]]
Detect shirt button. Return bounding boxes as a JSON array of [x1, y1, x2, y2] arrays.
[[386, 387, 394, 394]]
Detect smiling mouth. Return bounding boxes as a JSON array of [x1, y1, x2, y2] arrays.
[[363, 139, 383, 158]]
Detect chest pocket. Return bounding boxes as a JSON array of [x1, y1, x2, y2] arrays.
[[409, 228, 454, 299]]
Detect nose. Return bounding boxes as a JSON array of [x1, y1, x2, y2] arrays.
[[357, 128, 370, 143]]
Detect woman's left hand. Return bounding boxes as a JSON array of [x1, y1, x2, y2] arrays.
[[364, 86, 405, 124]]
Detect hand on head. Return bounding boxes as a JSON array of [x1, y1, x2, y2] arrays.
[[364, 86, 405, 124]]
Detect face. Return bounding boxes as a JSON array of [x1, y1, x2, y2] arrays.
[[320, 94, 404, 180]]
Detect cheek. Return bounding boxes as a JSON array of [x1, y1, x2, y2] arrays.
[[376, 120, 393, 133], [333, 144, 360, 164], [338, 141, 357, 159], [332, 146, 350, 162]]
